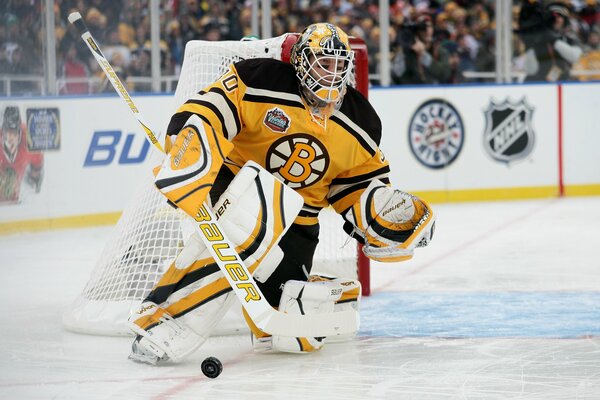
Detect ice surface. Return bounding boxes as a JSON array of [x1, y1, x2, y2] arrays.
[[1, 197, 599, 399]]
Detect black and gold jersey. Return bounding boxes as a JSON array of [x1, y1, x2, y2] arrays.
[[167, 58, 390, 224]]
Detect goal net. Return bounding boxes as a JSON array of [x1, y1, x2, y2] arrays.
[[63, 34, 370, 336]]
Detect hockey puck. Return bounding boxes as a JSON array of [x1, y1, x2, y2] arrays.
[[201, 356, 223, 378]]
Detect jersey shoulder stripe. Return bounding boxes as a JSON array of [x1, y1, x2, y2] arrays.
[[234, 59, 305, 108], [186, 95, 235, 139], [328, 176, 391, 206], [206, 87, 241, 134], [330, 165, 390, 186], [169, 87, 241, 140], [327, 166, 391, 211], [298, 204, 322, 218], [234, 58, 299, 94], [243, 88, 305, 108], [328, 180, 372, 207], [330, 87, 382, 156]]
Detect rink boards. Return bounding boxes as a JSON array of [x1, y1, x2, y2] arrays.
[[1, 82, 599, 230]]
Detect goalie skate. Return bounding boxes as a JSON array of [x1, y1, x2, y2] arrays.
[[129, 334, 169, 365], [128, 302, 205, 364]]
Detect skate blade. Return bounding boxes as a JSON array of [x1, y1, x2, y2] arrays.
[[128, 351, 160, 365]]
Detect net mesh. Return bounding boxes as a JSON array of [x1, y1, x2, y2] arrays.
[[63, 35, 363, 336]]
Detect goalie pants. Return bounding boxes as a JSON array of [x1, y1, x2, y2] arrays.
[[145, 165, 319, 308]]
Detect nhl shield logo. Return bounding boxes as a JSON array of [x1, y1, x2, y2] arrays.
[[264, 107, 291, 133], [483, 98, 535, 164]]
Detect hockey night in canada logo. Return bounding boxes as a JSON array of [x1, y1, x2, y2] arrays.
[[483, 98, 535, 164], [408, 99, 464, 169], [263, 107, 291, 133]]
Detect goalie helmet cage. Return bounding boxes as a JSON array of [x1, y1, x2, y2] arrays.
[[62, 34, 371, 336]]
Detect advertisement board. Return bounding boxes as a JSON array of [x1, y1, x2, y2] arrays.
[[1, 82, 599, 232]]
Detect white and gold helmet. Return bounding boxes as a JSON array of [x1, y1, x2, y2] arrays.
[[291, 23, 355, 109]]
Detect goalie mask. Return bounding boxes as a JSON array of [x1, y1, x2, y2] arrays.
[[291, 23, 355, 118]]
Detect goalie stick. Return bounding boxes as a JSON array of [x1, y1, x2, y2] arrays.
[[68, 11, 358, 338]]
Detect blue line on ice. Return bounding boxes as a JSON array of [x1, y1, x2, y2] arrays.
[[359, 291, 600, 338]]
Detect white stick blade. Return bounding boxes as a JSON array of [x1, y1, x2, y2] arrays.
[[255, 308, 359, 337]]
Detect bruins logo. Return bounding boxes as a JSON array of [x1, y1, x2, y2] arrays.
[[266, 134, 329, 189]]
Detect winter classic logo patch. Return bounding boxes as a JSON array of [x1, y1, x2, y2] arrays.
[[408, 99, 464, 169], [264, 107, 291, 133], [483, 98, 535, 164], [26, 108, 61, 151]]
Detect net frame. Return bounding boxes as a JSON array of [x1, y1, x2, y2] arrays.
[[63, 34, 370, 336]]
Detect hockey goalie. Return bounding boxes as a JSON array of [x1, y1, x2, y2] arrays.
[[127, 22, 435, 364]]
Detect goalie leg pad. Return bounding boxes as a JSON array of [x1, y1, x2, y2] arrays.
[[212, 161, 303, 277], [309, 275, 362, 342], [148, 161, 302, 306], [251, 280, 343, 353], [344, 179, 435, 262], [153, 114, 234, 219], [129, 161, 303, 362], [128, 302, 205, 364]]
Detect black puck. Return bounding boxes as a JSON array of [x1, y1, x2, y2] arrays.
[[201, 356, 223, 378]]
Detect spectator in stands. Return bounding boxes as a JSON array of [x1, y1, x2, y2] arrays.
[[474, 29, 496, 80], [444, 41, 462, 83], [128, 47, 152, 92], [0, 42, 9, 96], [6, 0, 598, 95], [133, 23, 150, 51], [572, 26, 600, 80], [59, 40, 90, 94], [229, 6, 253, 39], [85, 7, 108, 44], [198, 1, 230, 40], [98, 52, 128, 92], [583, 25, 600, 52], [578, 0, 600, 27], [391, 15, 452, 84], [365, 24, 381, 77], [4, 44, 40, 95], [202, 22, 224, 42], [103, 28, 132, 71], [166, 20, 185, 70], [117, 8, 136, 48], [0, 44, 9, 75], [467, 1, 492, 41], [518, 1, 583, 82], [180, 0, 203, 42]]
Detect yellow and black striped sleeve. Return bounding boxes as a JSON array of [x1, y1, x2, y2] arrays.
[[166, 64, 244, 140], [328, 151, 390, 214], [327, 87, 391, 214]]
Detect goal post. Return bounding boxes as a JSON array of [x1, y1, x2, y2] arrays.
[[63, 34, 371, 336]]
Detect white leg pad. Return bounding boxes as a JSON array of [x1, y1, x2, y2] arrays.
[[128, 302, 205, 364], [270, 280, 343, 353], [325, 277, 362, 342], [129, 161, 302, 362]]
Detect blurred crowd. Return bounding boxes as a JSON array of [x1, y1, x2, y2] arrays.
[[2, 0, 600, 95]]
